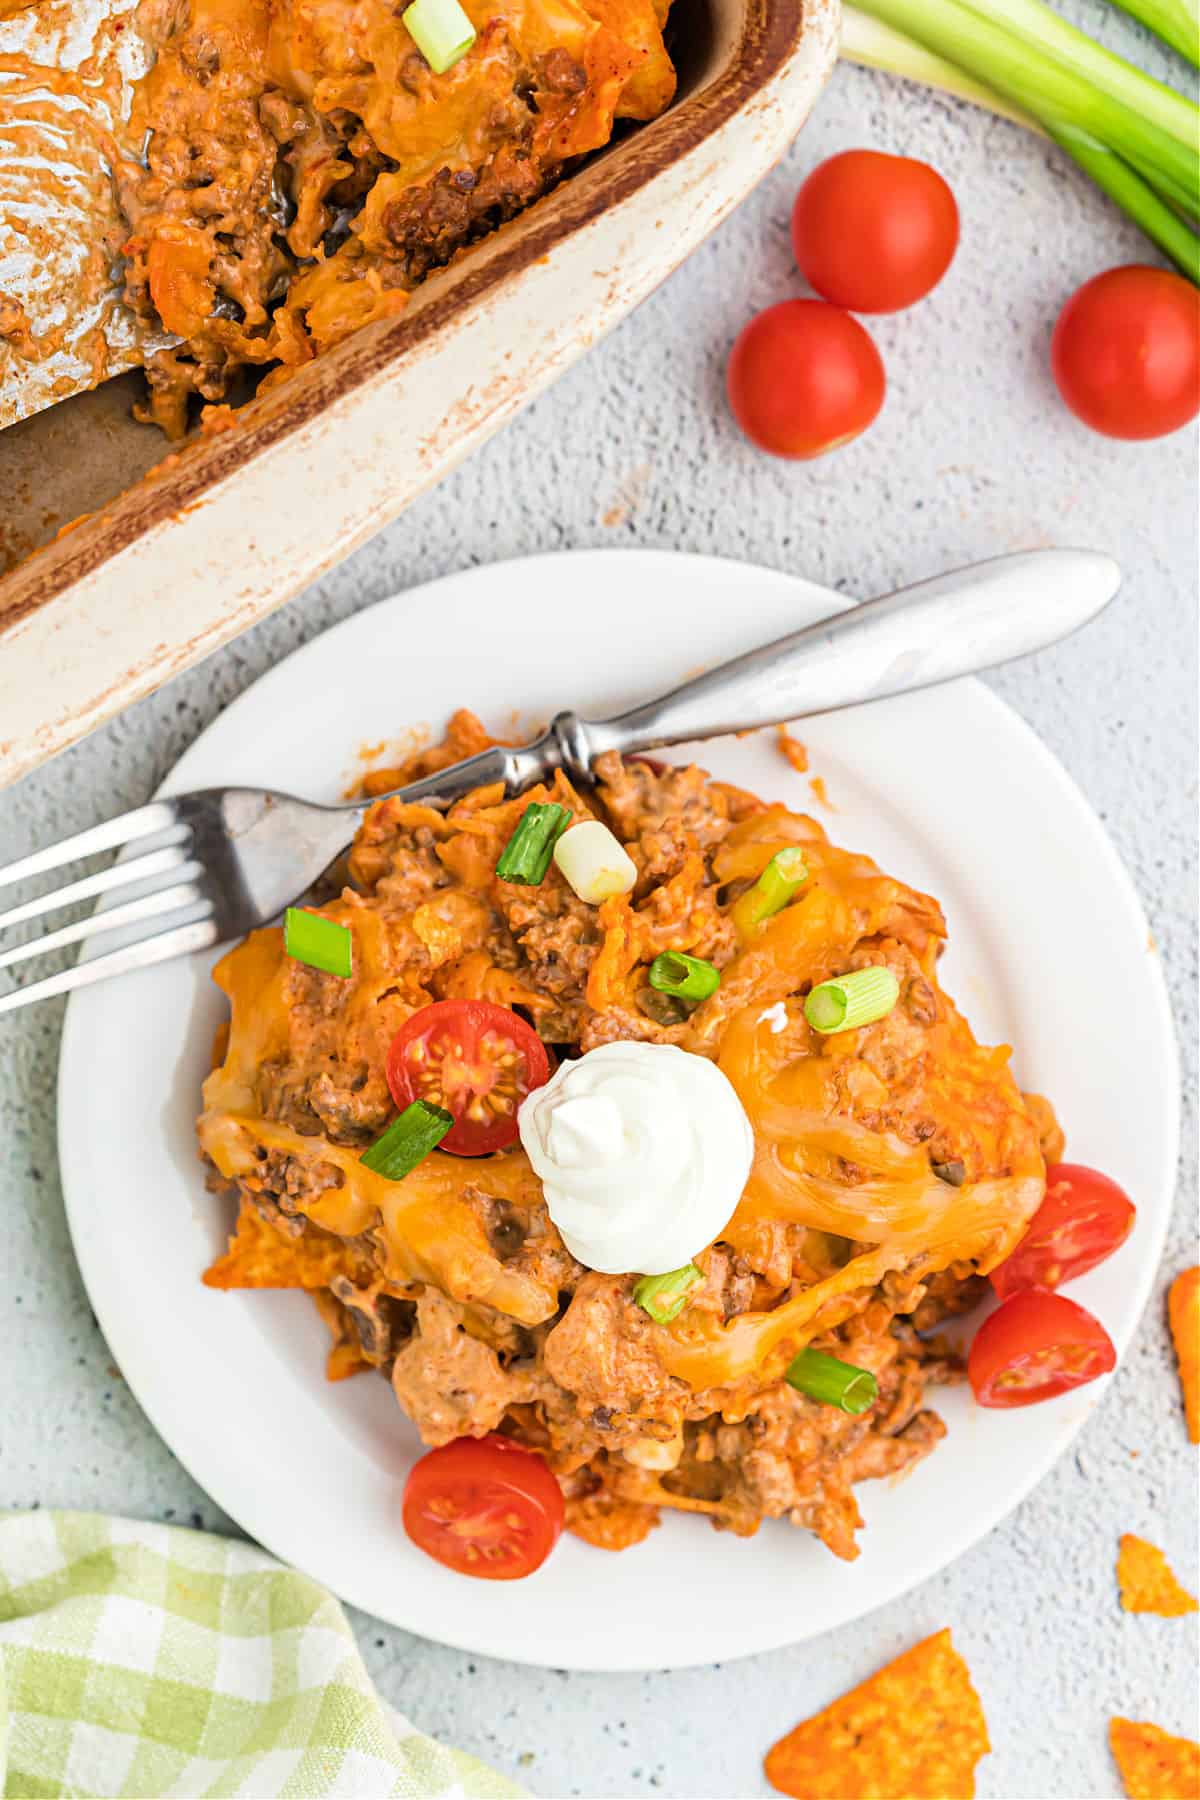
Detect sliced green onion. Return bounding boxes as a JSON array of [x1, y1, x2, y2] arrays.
[[402, 0, 476, 72], [648, 951, 722, 1003], [283, 907, 353, 978], [785, 1348, 879, 1414], [634, 1264, 704, 1324], [496, 802, 571, 886], [361, 1099, 453, 1179], [805, 967, 900, 1034], [732, 847, 808, 935]]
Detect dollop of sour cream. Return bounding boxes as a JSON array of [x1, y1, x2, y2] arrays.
[[517, 1041, 755, 1276]]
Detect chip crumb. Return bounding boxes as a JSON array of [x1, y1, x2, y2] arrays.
[[1168, 1267, 1199, 1443], [764, 1628, 989, 1799], [1117, 1534, 1198, 1617], [1110, 1718, 1200, 1799], [776, 725, 808, 773]]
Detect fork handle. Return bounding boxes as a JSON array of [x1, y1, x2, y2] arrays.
[[584, 550, 1121, 755], [358, 549, 1120, 812]]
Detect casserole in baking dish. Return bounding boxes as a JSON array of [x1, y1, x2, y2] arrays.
[[0, 0, 838, 786]]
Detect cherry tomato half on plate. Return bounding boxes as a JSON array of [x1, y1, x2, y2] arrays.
[[727, 300, 885, 459], [968, 1289, 1117, 1409], [990, 1163, 1136, 1300], [791, 150, 959, 314], [403, 1435, 565, 1579], [386, 999, 549, 1157], [1051, 265, 1200, 440]]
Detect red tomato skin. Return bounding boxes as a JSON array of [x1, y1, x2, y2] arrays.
[[386, 999, 550, 1157], [791, 150, 959, 314], [726, 301, 885, 459], [402, 1435, 565, 1580], [969, 1289, 1117, 1409], [991, 1163, 1136, 1299], [1051, 266, 1200, 440]]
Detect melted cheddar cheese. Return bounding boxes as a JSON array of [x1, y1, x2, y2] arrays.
[[200, 740, 1046, 1410]]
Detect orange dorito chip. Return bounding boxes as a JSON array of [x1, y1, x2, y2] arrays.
[[310, 1288, 373, 1382], [1168, 1267, 1200, 1444], [1110, 1718, 1200, 1799], [1117, 1534, 1198, 1617], [764, 1629, 990, 1800], [203, 1201, 370, 1291]]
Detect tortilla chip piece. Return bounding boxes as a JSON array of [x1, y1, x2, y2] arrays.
[[203, 1201, 371, 1291], [764, 1629, 990, 1800], [1110, 1718, 1200, 1799], [566, 1492, 660, 1552], [1118, 1534, 1198, 1617], [310, 1289, 373, 1382], [1168, 1267, 1200, 1443]]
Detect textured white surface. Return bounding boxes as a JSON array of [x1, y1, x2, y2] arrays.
[[0, 41, 1197, 1800]]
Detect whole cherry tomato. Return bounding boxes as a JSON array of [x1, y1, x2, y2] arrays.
[[1051, 266, 1200, 439], [727, 300, 885, 459], [791, 149, 960, 313]]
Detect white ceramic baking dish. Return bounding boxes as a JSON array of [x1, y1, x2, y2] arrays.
[[0, 0, 839, 787]]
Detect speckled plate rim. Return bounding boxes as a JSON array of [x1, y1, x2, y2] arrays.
[[57, 549, 1180, 1671]]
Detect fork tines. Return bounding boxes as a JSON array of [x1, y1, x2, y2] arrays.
[[0, 800, 220, 1017]]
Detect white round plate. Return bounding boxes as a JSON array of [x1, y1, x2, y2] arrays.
[[58, 551, 1178, 1671]]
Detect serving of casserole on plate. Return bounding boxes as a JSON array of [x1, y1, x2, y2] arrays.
[[0, 0, 837, 788], [56, 551, 1178, 1669], [199, 713, 1053, 1565]]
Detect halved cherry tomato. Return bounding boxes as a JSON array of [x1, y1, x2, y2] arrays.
[[402, 1434, 565, 1580], [726, 300, 885, 459], [968, 1289, 1117, 1409], [991, 1163, 1136, 1300], [386, 999, 549, 1157], [791, 150, 959, 314]]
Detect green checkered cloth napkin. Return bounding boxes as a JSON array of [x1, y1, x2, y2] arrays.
[[0, 1510, 526, 1800]]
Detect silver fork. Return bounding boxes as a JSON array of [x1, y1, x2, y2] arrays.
[[0, 549, 1120, 1016]]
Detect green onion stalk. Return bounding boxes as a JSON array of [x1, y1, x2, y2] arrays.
[[840, 0, 1200, 285], [1106, 0, 1199, 64]]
